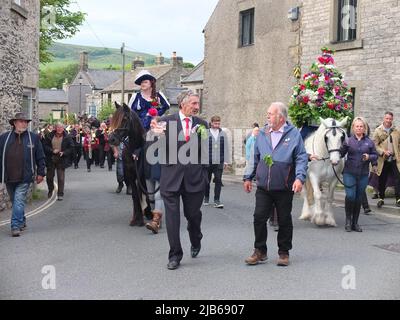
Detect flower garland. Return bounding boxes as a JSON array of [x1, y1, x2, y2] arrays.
[[288, 47, 353, 128]]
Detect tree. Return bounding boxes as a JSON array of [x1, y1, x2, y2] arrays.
[[39, 63, 79, 88], [97, 103, 115, 121], [183, 62, 195, 69], [40, 0, 85, 64]]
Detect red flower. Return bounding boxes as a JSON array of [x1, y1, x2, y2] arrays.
[[148, 108, 158, 117], [344, 104, 348, 110], [151, 100, 159, 107], [300, 84, 306, 91], [317, 87, 326, 95], [302, 96, 310, 104], [327, 102, 335, 110]]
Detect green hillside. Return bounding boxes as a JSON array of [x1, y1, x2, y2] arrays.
[[40, 42, 169, 71]]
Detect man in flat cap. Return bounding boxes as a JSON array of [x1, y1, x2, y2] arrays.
[[0, 112, 46, 237]]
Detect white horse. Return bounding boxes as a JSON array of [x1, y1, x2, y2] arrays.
[[299, 117, 348, 227]]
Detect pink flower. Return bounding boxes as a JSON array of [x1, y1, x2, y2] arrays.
[[148, 108, 158, 117], [317, 87, 326, 95], [302, 96, 310, 104], [300, 84, 306, 91]]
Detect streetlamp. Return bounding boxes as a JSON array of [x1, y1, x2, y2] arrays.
[[78, 75, 83, 115]]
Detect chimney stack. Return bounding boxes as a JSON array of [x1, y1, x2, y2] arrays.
[[155, 52, 165, 65], [79, 51, 88, 71], [171, 51, 183, 67], [132, 56, 145, 70]]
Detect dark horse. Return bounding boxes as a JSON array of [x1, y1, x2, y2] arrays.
[[108, 102, 150, 226]]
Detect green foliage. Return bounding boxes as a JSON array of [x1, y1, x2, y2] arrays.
[[183, 62, 195, 69], [40, 0, 86, 64], [97, 103, 115, 121], [39, 63, 79, 88]]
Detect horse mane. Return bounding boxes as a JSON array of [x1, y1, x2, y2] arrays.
[[110, 107, 124, 131]]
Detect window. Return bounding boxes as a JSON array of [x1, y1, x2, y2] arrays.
[[89, 104, 97, 117], [107, 94, 112, 105], [14, 0, 22, 5], [337, 0, 357, 42], [22, 89, 33, 129], [240, 8, 255, 47]]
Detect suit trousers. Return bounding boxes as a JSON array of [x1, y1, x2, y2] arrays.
[[161, 182, 204, 262], [253, 187, 293, 255]]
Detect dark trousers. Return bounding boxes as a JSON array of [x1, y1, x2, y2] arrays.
[[379, 161, 400, 199], [205, 164, 223, 201], [98, 145, 105, 167], [253, 188, 293, 255], [161, 184, 204, 262], [46, 160, 65, 196], [73, 145, 82, 166], [83, 150, 92, 169], [105, 149, 114, 169]]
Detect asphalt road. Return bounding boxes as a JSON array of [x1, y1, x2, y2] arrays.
[[1, 165, 400, 300]]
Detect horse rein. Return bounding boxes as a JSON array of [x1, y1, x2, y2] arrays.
[[311, 125, 356, 188]]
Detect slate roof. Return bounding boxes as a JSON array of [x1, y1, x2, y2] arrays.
[[181, 60, 204, 84], [85, 69, 122, 90], [38, 89, 68, 103]]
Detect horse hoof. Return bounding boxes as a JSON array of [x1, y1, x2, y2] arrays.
[[299, 214, 311, 221]]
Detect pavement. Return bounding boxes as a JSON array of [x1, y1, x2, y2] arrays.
[[0, 165, 399, 300]]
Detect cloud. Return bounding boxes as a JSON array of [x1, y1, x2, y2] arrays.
[[60, 0, 219, 64]]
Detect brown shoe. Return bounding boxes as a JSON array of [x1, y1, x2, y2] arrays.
[[146, 211, 162, 234], [277, 254, 289, 267], [245, 249, 267, 265], [11, 229, 20, 237]]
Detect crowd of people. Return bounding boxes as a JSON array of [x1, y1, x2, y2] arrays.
[[1, 69, 399, 270]]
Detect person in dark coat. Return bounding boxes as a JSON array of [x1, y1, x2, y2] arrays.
[[42, 123, 74, 201], [159, 90, 209, 270], [0, 112, 46, 237]]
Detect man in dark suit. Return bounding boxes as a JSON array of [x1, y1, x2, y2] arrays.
[[159, 90, 209, 270]]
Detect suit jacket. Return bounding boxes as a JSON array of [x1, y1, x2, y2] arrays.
[[159, 112, 209, 193]]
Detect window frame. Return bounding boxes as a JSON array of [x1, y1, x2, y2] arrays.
[[239, 8, 255, 48]]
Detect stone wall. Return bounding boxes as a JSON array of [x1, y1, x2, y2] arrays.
[[0, 0, 40, 132], [300, 0, 400, 128], [203, 0, 301, 167], [0, 0, 40, 212]]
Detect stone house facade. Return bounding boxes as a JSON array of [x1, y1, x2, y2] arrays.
[[181, 60, 204, 113], [203, 0, 400, 166], [68, 52, 122, 116], [0, 0, 40, 212], [38, 88, 69, 122], [0, 0, 40, 133]]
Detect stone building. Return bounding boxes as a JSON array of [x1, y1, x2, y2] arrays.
[[102, 52, 190, 111], [0, 0, 40, 212], [38, 88, 69, 122], [0, 0, 40, 132], [203, 0, 400, 165], [181, 60, 204, 112], [68, 52, 122, 116]]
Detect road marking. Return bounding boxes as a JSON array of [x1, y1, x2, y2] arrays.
[[0, 184, 58, 227]]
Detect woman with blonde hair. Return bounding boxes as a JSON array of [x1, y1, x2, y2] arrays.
[[340, 117, 378, 232]]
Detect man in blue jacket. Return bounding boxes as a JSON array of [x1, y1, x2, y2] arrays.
[[0, 112, 46, 237], [243, 102, 308, 267]]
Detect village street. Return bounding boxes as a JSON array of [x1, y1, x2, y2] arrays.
[[0, 165, 399, 300]]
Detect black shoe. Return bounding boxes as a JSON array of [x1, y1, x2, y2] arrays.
[[20, 223, 27, 231], [364, 207, 372, 215], [47, 190, 53, 199], [191, 245, 201, 258], [74, 165, 78, 169], [167, 260, 180, 270], [372, 193, 379, 199], [377, 199, 384, 208], [396, 199, 400, 207], [87, 168, 91, 172], [115, 183, 123, 193]]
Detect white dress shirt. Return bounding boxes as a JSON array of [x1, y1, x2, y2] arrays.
[[179, 111, 192, 137]]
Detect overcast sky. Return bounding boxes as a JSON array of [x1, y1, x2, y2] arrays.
[[60, 0, 220, 64]]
